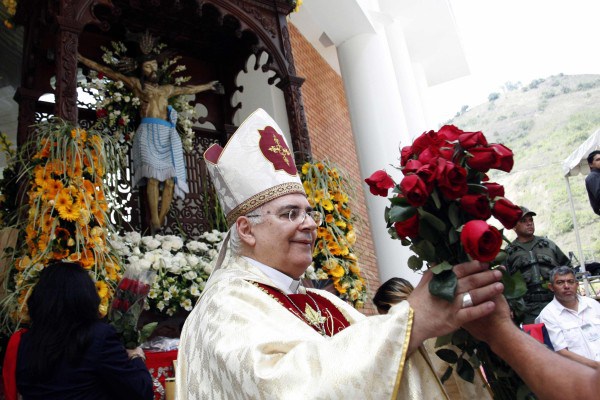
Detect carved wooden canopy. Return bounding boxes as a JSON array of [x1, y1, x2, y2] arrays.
[[13, 0, 312, 236]]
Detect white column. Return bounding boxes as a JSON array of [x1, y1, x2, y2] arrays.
[[336, 31, 418, 285], [384, 18, 428, 137]]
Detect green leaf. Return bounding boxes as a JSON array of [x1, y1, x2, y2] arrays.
[[417, 208, 446, 231], [388, 205, 417, 223], [431, 189, 442, 209], [456, 358, 475, 383], [500, 269, 528, 299], [429, 260, 453, 275], [411, 239, 436, 261], [389, 195, 410, 206], [429, 269, 457, 302], [441, 366, 453, 384], [448, 202, 461, 228], [448, 227, 459, 245], [435, 334, 452, 348], [451, 328, 470, 347], [435, 348, 459, 364], [139, 321, 159, 344], [467, 183, 487, 194], [407, 255, 423, 271]]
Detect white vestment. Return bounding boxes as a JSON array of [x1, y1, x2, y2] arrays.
[[176, 257, 448, 399]]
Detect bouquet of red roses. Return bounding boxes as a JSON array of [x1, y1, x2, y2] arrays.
[[109, 268, 158, 349], [366, 125, 529, 398]]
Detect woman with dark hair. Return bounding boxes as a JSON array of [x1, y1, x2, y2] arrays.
[[8, 262, 153, 400]]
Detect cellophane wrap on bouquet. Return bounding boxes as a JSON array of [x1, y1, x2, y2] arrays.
[[365, 124, 530, 399], [109, 267, 157, 349]]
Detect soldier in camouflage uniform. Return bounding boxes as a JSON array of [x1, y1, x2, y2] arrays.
[[505, 207, 570, 324]]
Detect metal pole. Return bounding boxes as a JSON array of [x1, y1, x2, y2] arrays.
[[565, 176, 585, 272]]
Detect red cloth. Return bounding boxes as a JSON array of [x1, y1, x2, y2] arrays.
[[145, 349, 177, 400], [522, 323, 546, 344], [2, 329, 27, 400], [256, 283, 350, 336]]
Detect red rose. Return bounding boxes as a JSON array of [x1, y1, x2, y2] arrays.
[[417, 147, 440, 165], [365, 170, 395, 197], [96, 108, 108, 118], [400, 146, 414, 166], [400, 174, 430, 207], [483, 182, 505, 200], [403, 159, 422, 175], [490, 143, 514, 172], [118, 117, 126, 126], [466, 147, 497, 172], [460, 220, 502, 262], [111, 298, 122, 311], [416, 162, 437, 189], [458, 131, 488, 149], [98, 72, 105, 79], [460, 194, 492, 220], [492, 198, 523, 229], [435, 159, 468, 199], [412, 130, 440, 156], [119, 278, 132, 291], [438, 125, 464, 142], [394, 214, 419, 239]]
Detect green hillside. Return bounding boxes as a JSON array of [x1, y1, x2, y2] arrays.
[[447, 74, 600, 265]]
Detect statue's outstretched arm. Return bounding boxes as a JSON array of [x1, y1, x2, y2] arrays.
[[172, 80, 224, 96], [77, 53, 136, 89]]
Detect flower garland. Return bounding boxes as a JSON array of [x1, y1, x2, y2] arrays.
[[110, 230, 226, 316], [2, 120, 122, 326], [300, 160, 367, 308], [79, 40, 198, 153]]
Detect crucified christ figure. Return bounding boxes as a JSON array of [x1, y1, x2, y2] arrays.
[[78, 51, 222, 232]]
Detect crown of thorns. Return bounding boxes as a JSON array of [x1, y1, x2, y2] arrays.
[[116, 30, 161, 74]]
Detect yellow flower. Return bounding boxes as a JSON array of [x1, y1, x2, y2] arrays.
[[301, 162, 311, 175], [57, 203, 81, 221], [321, 199, 334, 212], [325, 214, 334, 224], [349, 262, 360, 275], [303, 180, 311, 195], [330, 265, 345, 278], [96, 280, 108, 299], [335, 220, 347, 229]]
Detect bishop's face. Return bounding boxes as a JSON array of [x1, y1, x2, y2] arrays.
[[248, 193, 318, 279], [142, 60, 159, 82]]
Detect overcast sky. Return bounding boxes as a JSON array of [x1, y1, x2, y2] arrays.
[[424, 0, 600, 125]]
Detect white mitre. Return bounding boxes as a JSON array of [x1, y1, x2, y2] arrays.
[[204, 108, 305, 226]]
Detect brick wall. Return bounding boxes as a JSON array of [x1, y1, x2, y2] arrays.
[[289, 24, 380, 315]]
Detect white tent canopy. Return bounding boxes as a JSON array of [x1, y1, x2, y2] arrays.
[[563, 128, 600, 177], [561, 128, 600, 272]]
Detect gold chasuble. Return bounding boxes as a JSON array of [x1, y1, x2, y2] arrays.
[[177, 257, 448, 399]]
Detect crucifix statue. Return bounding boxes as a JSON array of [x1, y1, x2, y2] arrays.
[[78, 32, 223, 232]]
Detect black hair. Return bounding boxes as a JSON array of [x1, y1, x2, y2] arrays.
[[587, 150, 600, 165], [25, 261, 100, 379], [372, 277, 414, 314]]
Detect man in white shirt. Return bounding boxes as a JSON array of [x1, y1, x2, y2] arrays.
[[536, 266, 600, 368]]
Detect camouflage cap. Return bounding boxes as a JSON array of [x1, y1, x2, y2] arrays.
[[520, 206, 536, 217]]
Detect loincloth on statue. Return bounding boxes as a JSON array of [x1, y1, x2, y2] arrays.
[[132, 109, 189, 199]]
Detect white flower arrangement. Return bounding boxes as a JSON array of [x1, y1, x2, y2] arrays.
[[110, 230, 226, 316]]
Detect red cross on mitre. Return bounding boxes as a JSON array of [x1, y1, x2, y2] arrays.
[[258, 126, 297, 175]]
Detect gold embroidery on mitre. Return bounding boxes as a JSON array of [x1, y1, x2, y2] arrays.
[[226, 182, 305, 225], [268, 135, 292, 166]]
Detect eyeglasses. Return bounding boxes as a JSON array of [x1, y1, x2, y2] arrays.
[[553, 279, 577, 287], [247, 209, 323, 226]]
